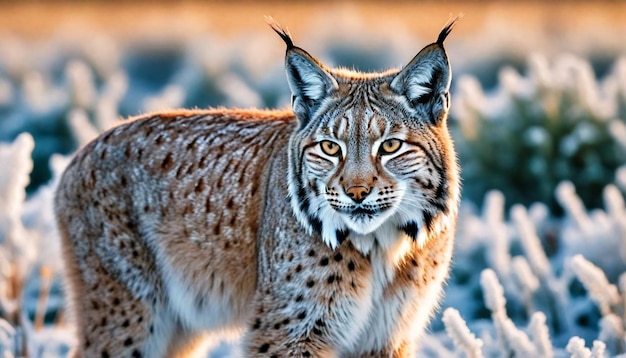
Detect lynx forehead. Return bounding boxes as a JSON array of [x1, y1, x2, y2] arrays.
[[55, 18, 461, 357]]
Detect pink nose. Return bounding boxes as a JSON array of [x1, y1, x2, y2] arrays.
[[345, 186, 371, 203]]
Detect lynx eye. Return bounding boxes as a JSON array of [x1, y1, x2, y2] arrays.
[[379, 139, 402, 155], [320, 140, 341, 157]]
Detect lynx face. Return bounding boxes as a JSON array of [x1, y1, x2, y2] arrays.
[[275, 25, 459, 251]]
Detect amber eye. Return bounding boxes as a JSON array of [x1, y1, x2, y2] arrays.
[[320, 140, 341, 157], [379, 139, 402, 155]]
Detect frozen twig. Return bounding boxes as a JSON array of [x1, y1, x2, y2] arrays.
[[528, 312, 553, 358], [442, 308, 484, 358], [567, 337, 592, 358], [511, 205, 550, 278], [570, 255, 620, 315]]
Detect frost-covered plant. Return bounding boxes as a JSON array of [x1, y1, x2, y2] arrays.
[[442, 307, 484, 358], [453, 54, 626, 211], [570, 255, 626, 356], [0, 133, 36, 323], [439, 171, 626, 357], [0, 135, 73, 357]]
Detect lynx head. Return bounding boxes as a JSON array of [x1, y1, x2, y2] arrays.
[[269, 18, 461, 253]]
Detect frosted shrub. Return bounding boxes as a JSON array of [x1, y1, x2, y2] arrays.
[[442, 308, 484, 358], [0, 135, 72, 357], [439, 174, 626, 357], [453, 54, 626, 211]]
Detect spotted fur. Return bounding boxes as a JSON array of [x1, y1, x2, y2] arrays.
[[55, 18, 461, 357]]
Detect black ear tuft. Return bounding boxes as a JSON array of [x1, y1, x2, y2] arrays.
[[268, 17, 338, 124], [436, 14, 462, 46], [265, 16, 294, 50], [389, 16, 461, 124]]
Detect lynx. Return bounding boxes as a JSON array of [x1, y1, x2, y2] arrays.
[[55, 18, 460, 357]]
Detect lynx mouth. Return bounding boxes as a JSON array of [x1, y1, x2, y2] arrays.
[[333, 205, 390, 216], [351, 207, 377, 215]]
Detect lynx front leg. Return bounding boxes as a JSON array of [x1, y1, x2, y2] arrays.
[[242, 285, 347, 357], [243, 240, 376, 357], [243, 311, 338, 357]]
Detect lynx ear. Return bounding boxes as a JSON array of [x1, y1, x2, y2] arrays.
[[267, 17, 338, 122], [390, 17, 459, 124]]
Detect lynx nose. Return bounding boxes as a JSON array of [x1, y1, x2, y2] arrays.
[[345, 186, 371, 203]]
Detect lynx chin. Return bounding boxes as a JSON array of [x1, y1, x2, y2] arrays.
[[55, 17, 461, 358]]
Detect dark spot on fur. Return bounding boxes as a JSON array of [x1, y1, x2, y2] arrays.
[[273, 322, 281, 329], [319, 257, 329, 266], [303, 351, 311, 357], [186, 137, 199, 151], [259, 343, 270, 353], [199, 155, 208, 168], [124, 337, 133, 346], [308, 249, 316, 257], [205, 196, 211, 213], [176, 165, 185, 180], [327, 275, 336, 284], [335, 229, 349, 244], [131, 350, 142, 358], [400, 221, 419, 241], [297, 311, 307, 319], [310, 216, 323, 235], [195, 178, 204, 193], [313, 327, 323, 335], [347, 261, 355, 271], [161, 152, 173, 170], [295, 295, 303, 302], [101, 351, 110, 358], [295, 264, 302, 273], [253, 318, 262, 330], [423, 211, 435, 232], [113, 298, 120, 305], [333, 252, 343, 262], [306, 279, 315, 288]]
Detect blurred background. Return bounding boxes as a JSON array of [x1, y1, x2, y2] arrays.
[[1, 2, 626, 357]]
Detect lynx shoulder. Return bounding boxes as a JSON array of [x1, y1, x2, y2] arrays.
[[55, 18, 461, 357]]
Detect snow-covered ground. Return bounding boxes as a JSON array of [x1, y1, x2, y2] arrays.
[[1, 5, 626, 357]]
